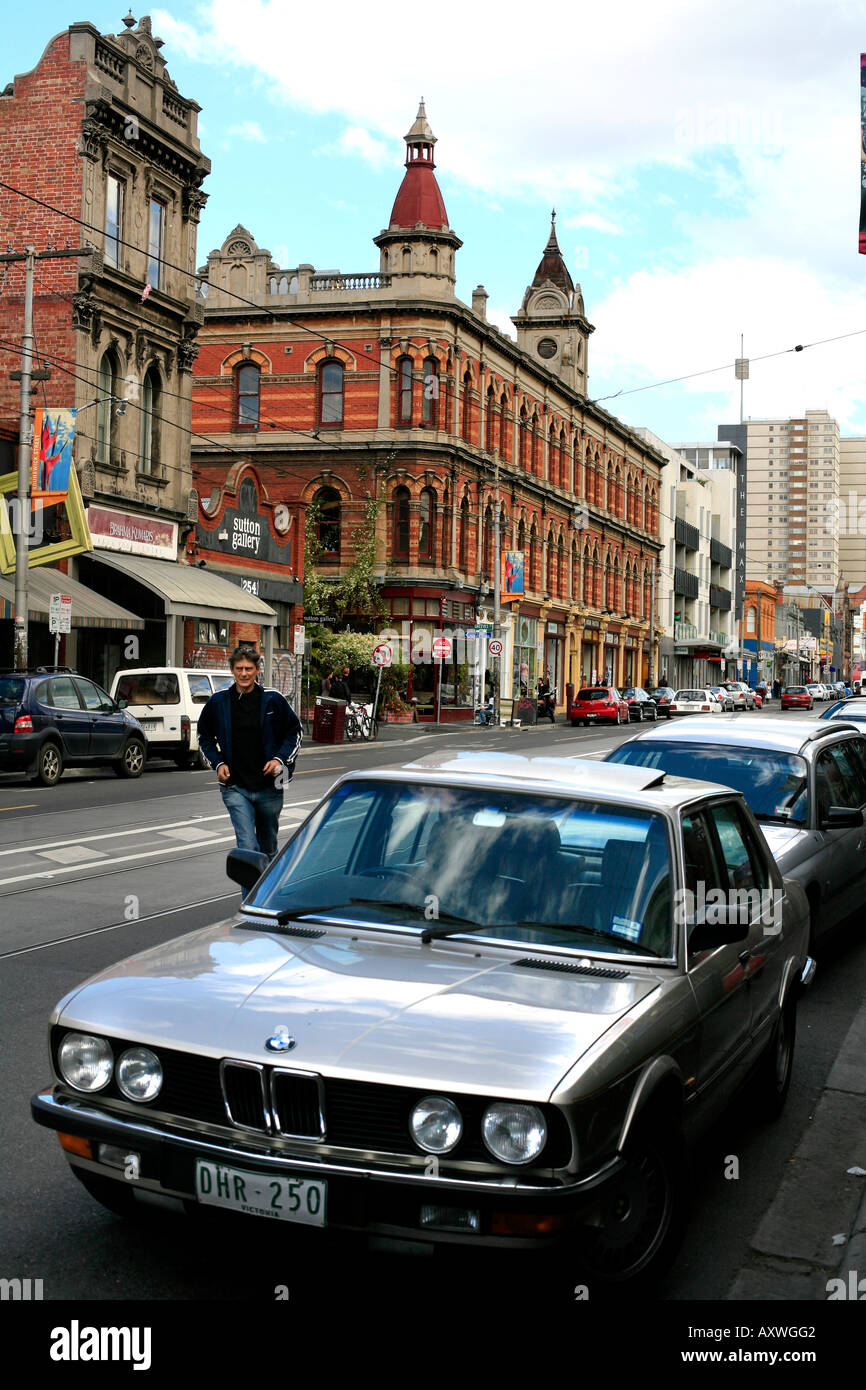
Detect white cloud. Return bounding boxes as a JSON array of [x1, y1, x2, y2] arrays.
[[318, 127, 400, 171], [561, 213, 622, 235], [226, 120, 267, 143], [589, 258, 866, 436]]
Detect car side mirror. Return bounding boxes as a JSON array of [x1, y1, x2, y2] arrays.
[[116, 698, 127, 710], [688, 911, 750, 950], [820, 805, 864, 831], [227, 848, 270, 892]]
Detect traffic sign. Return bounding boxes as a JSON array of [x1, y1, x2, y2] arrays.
[[432, 636, 452, 661], [49, 593, 72, 635], [372, 642, 393, 668], [488, 638, 503, 657]]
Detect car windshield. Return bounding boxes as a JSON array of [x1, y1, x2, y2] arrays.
[[609, 741, 808, 825], [247, 779, 674, 957]]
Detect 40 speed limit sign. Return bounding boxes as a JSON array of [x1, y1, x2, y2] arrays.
[[488, 638, 503, 657]]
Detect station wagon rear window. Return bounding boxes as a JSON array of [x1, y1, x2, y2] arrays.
[[609, 742, 808, 826], [247, 780, 674, 958], [115, 674, 180, 705]]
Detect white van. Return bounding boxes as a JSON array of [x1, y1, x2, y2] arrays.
[[109, 667, 234, 768]]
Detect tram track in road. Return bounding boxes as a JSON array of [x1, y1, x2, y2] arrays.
[[0, 890, 240, 959]]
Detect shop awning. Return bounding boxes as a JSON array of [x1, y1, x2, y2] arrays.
[[89, 553, 277, 625], [0, 565, 145, 629]]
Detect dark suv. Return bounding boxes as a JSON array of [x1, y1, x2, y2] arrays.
[[0, 669, 146, 786]]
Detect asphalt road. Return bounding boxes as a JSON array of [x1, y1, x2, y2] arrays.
[[2, 709, 864, 1315]]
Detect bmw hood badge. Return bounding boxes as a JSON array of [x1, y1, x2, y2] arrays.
[[265, 1026, 297, 1053]]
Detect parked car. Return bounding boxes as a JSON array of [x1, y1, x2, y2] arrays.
[[110, 667, 234, 769], [620, 687, 658, 722], [0, 668, 146, 786], [721, 681, 756, 711], [606, 715, 866, 951], [648, 686, 675, 719], [31, 751, 812, 1285], [781, 685, 814, 711], [805, 684, 825, 703], [819, 704, 866, 727], [669, 689, 723, 715], [709, 686, 735, 712], [570, 686, 628, 726]]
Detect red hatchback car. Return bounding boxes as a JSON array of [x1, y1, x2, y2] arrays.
[[570, 686, 629, 726], [781, 685, 814, 711]]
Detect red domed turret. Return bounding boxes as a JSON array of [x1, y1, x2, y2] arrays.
[[387, 99, 450, 231]]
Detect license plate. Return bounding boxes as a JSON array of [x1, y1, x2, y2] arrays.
[[140, 721, 158, 732], [194, 1159, 326, 1226]]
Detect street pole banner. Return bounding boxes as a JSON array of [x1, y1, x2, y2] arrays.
[[31, 409, 76, 503], [502, 550, 524, 595]]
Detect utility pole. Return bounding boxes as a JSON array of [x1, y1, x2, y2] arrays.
[[2, 245, 94, 670]]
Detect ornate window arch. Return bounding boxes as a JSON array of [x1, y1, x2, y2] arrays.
[[419, 486, 436, 559], [393, 486, 411, 558], [397, 356, 414, 425], [318, 359, 344, 426], [96, 349, 121, 464], [421, 357, 439, 426], [235, 362, 260, 430], [140, 364, 160, 472], [314, 486, 341, 560]]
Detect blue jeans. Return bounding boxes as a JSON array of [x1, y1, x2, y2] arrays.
[[221, 784, 284, 859]]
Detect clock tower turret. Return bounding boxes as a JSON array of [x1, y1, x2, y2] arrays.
[[512, 212, 593, 393]]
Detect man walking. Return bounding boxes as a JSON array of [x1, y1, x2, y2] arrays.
[[198, 646, 302, 860]]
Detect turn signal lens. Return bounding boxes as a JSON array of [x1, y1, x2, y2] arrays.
[[58, 1133, 93, 1159]]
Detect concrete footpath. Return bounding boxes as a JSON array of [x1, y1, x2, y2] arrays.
[[728, 1005, 866, 1300]]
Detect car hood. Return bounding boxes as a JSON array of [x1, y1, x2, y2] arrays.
[[757, 822, 809, 865], [54, 919, 661, 1100]]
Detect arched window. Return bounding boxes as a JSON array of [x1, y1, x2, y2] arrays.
[[549, 423, 557, 484], [393, 487, 411, 558], [583, 548, 593, 605], [318, 360, 344, 426], [746, 606, 757, 634], [398, 356, 413, 425], [401, 246, 412, 272], [421, 358, 439, 426], [96, 351, 119, 464], [499, 392, 508, 460], [531, 412, 540, 475], [519, 406, 530, 468], [461, 369, 473, 442], [560, 430, 568, 490], [485, 386, 496, 451], [529, 527, 540, 591], [140, 366, 160, 473], [482, 504, 494, 577], [546, 530, 555, 593], [419, 488, 435, 559], [235, 363, 260, 430], [458, 497, 469, 570], [314, 486, 341, 559]]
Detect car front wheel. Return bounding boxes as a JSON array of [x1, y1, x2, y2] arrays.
[[578, 1116, 689, 1285], [114, 740, 145, 778], [32, 741, 63, 787]]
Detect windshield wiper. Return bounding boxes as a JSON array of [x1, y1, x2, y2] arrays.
[[515, 919, 636, 949], [754, 813, 800, 825]]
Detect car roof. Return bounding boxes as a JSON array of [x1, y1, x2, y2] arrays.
[[613, 714, 863, 755], [336, 750, 739, 812]]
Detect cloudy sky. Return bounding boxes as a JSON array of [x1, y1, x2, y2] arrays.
[[6, 1, 866, 441]]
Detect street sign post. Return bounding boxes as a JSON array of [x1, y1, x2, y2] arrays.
[[49, 592, 71, 664], [488, 638, 503, 658], [370, 643, 392, 730], [432, 635, 452, 723]]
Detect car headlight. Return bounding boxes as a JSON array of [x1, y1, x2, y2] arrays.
[[410, 1096, 463, 1154], [482, 1103, 547, 1165], [58, 1033, 113, 1093], [117, 1047, 163, 1102]]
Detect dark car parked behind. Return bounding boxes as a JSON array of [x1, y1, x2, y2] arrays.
[[0, 669, 146, 786]]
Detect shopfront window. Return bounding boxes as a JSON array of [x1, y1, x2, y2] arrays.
[[513, 616, 538, 696]]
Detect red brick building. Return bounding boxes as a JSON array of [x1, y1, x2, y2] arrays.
[[0, 17, 275, 685], [191, 104, 667, 716]]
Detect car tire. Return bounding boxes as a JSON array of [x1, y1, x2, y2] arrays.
[[753, 995, 796, 1119], [32, 741, 63, 787], [114, 740, 145, 779], [71, 1167, 141, 1219], [578, 1114, 690, 1286]]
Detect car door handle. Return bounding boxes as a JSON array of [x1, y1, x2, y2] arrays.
[[738, 950, 752, 969]]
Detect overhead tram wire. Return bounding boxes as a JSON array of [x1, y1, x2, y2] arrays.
[[6, 176, 864, 414]]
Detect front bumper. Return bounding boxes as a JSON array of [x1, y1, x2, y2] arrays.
[[32, 1086, 623, 1249]]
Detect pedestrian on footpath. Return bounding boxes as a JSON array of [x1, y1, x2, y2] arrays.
[[197, 645, 302, 861]]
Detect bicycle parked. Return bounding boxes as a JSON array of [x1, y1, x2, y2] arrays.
[[345, 700, 379, 741]]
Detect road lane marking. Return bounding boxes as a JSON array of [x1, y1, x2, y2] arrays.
[[0, 804, 37, 812], [160, 826, 220, 842], [0, 835, 239, 888]]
